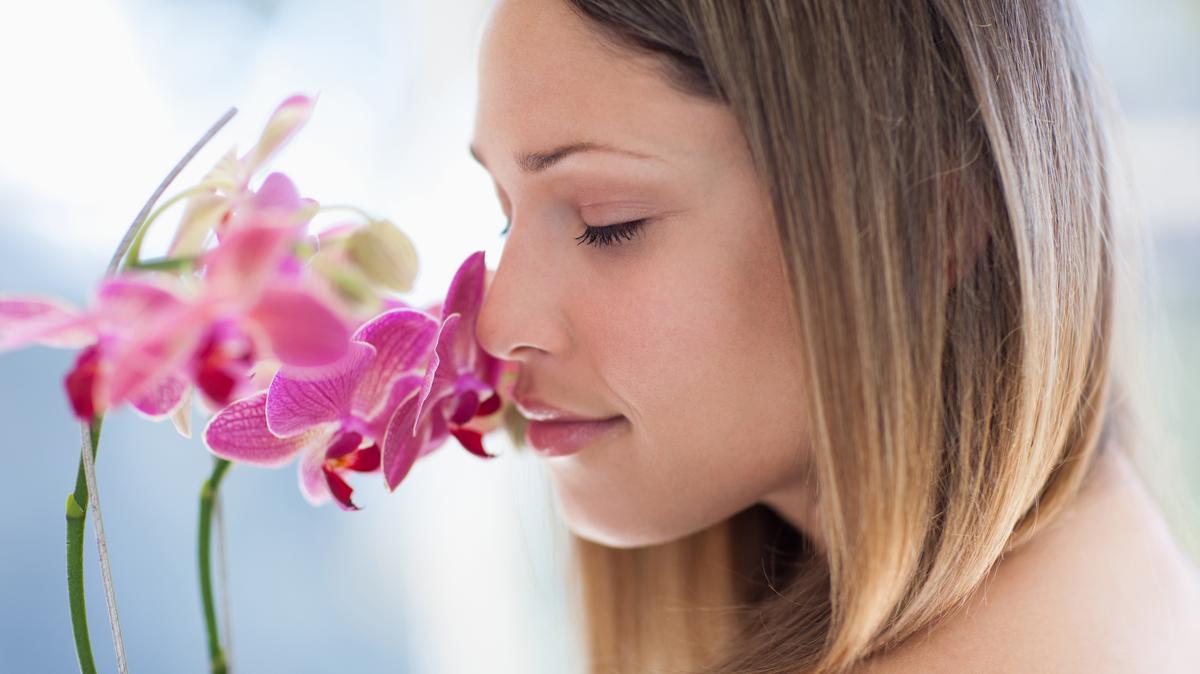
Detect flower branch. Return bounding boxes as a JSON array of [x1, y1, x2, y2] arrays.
[[0, 93, 523, 674], [198, 458, 232, 674]]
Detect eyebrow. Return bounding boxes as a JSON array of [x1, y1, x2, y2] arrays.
[[468, 141, 655, 174]]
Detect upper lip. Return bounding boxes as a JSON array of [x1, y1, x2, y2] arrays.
[[513, 396, 619, 423]]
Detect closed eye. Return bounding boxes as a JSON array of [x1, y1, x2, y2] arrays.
[[498, 217, 649, 248], [574, 219, 648, 248]]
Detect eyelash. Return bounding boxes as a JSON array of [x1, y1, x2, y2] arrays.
[[499, 217, 649, 248]]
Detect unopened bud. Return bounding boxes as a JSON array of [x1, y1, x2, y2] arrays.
[[345, 219, 419, 293]]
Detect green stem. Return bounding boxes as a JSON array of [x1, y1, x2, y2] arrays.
[[66, 416, 103, 674], [124, 184, 220, 267], [199, 458, 232, 674], [61, 106, 239, 674], [109, 107, 237, 273], [125, 255, 199, 273]]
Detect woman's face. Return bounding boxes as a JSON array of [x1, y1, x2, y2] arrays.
[[471, 0, 813, 548]]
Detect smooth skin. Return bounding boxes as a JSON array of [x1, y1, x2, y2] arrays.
[[471, 0, 815, 551], [469, 1, 1200, 670]]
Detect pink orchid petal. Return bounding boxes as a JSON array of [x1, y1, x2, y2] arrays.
[[203, 392, 327, 467], [417, 397, 452, 459], [448, 390, 479, 425], [441, 251, 486, 368], [0, 295, 78, 322], [0, 295, 94, 351], [250, 172, 302, 213], [364, 374, 425, 443], [298, 443, 331, 505], [94, 275, 187, 324], [0, 314, 94, 351], [453, 370, 491, 401], [381, 390, 432, 491], [278, 255, 304, 278], [246, 285, 352, 367], [241, 94, 315, 176], [202, 217, 306, 304], [80, 276, 192, 394], [130, 374, 189, 420], [411, 313, 463, 435], [350, 308, 439, 421], [325, 429, 364, 460], [441, 251, 485, 327], [265, 341, 375, 437], [105, 304, 207, 409]]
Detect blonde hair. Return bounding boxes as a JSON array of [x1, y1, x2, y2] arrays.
[[498, 1, 1197, 671]]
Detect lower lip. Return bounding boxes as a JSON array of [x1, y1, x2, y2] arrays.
[[526, 417, 623, 457]]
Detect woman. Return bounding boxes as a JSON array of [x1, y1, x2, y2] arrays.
[[469, 0, 1200, 671]]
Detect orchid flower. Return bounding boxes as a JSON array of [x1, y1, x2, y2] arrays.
[[167, 94, 317, 258], [102, 195, 354, 418], [0, 175, 353, 429], [1, 93, 451, 673], [203, 308, 440, 510], [0, 276, 190, 421], [380, 250, 509, 490]]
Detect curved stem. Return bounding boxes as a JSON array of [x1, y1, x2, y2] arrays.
[[125, 184, 222, 267], [213, 492, 235, 670], [78, 416, 128, 674], [66, 417, 103, 674], [109, 108, 238, 273], [199, 458, 232, 674], [63, 105, 239, 674], [125, 255, 199, 273]]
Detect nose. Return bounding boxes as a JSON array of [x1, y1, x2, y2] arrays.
[[475, 236, 569, 364]]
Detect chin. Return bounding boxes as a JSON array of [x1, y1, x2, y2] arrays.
[[554, 491, 703, 550], [566, 520, 666, 549]]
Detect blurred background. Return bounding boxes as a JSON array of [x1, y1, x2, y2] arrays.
[[0, 1, 1195, 672]]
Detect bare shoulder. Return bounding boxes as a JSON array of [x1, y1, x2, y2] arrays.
[[858, 449, 1200, 674]]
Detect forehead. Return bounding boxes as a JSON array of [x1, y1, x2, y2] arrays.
[[472, 0, 714, 170]]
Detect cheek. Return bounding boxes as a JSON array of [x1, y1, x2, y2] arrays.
[[549, 215, 809, 547]]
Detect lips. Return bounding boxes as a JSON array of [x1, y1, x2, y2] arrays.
[[513, 396, 610, 423], [513, 395, 623, 456], [525, 416, 624, 457]]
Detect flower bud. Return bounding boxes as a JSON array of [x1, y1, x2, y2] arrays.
[[344, 219, 418, 293]]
